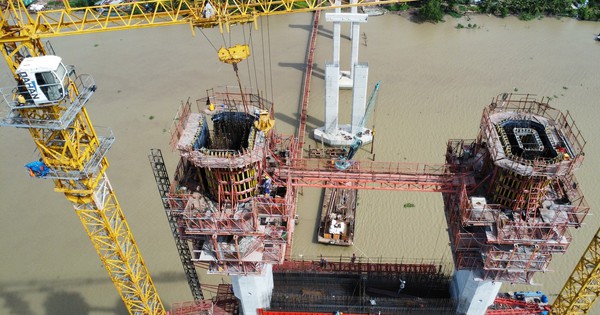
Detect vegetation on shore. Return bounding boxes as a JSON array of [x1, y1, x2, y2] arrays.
[[386, 0, 600, 23]]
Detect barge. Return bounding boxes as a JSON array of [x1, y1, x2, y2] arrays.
[[318, 187, 357, 246]]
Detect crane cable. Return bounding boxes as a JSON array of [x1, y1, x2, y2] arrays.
[[198, 22, 274, 113], [218, 25, 250, 112], [253, 16, 275, 115], [247, 25, 260, 98], [198, 28, 220, 54], [242, 24, 254, 93], [267, 16, 275, 114]]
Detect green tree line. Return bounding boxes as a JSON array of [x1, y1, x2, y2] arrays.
[[414, 0, 600, 22]]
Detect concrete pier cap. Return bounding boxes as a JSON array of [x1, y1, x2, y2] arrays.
[[232, 264, 274, 315], [451, 270, 502, 315], [314, 124, 373, 146]]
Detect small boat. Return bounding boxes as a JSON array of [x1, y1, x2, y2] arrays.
[[596, 33, 600, 41], [318, 187, 357, 246]]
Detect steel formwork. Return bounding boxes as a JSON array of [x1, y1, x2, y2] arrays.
[[480, 93, 585, 177], [444, 94, 589, 284], [165, 88, 295, 276]]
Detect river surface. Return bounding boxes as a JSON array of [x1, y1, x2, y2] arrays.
[[0, 11, 599, 315]]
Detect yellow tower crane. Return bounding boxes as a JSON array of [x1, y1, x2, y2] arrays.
[[0, 0, 413, 314], [551, 226, 600, 314]]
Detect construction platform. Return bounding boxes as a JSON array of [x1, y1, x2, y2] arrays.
[[443, 93, 588, 284], [165, 87, 298, 276], [268, 258, 455, 314]]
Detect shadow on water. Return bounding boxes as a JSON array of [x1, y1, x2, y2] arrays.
[[313, 188, 326, 244], [289, 24, 351, 41], [44, 291, 90, 315], [1, 289, 34, 315], [1, 271, 186, 315], [44, 291, 128, 315], [278, 61, 325, 80], [274, 112, 324, 132]]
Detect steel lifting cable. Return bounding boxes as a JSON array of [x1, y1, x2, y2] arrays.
[[248, 25, 260, 97], [242, 24, 254, 93], [266, 15, 274, 109], [220, 28, 228, 51], [260, 17, 268, 102], [199, 28, 220, 54]]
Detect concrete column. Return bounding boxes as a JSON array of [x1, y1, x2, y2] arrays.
[[450, 270, 502, 315], [332, 0, 341, 66], [325, 63, 340, 134], [231, 264, 274, 315], [326, 11, 367, 89], [350, 0, 359, 81], [351, 63, 368, 135]]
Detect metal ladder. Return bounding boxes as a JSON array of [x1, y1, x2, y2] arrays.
[[148, 148, 204, 301]]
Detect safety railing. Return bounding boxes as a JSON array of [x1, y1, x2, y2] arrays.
[[206, 261, 264, 275], [483, 247, 551, 273], [254, 196, 291, 217], [457, 185, 500, 226], [24, 126, 114, 180], [495, 220, 572, 251], [481, 95, 585, 177], [0, 74, 96, 130]]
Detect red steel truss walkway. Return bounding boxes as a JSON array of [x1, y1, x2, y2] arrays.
[[275, 158, 473, 192]]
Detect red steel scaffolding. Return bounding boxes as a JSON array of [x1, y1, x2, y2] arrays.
[[443, 94, 588, 284], [166, 88, 297, 276]]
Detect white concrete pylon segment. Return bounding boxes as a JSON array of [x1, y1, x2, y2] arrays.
[[350, 20, 360, 81], [325, 9, 367, 87], [351, 64, 368, 135], [332, 0, 341, 65], [350, 0, 360, 81], [231, 264, 274, 315], [325, 13, 369, 23], [451, 270, 502, 315], [325, 63, 340, 134]]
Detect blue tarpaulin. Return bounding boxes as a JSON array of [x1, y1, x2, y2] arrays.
[[25, 160, 49, 177]]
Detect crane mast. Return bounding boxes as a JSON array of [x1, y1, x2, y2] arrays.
[[551, 226, 600, 314], [0, 63, 165, 315], [0, 14, 165, 315]]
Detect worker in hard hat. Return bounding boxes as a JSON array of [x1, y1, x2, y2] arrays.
[[260, 174, 272, 196], [16, 94, 26, 106], [206, 97, 215, 111]]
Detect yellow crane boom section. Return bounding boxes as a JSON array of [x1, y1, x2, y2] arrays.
[[551, 226, 600, 314], [2, 0, 414, 40]]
